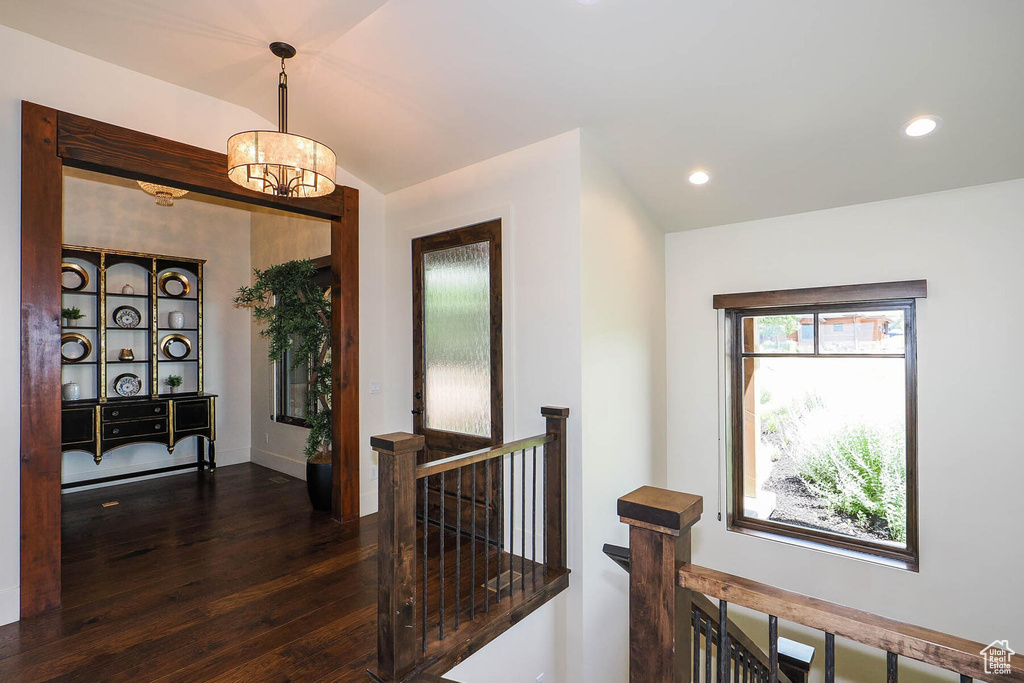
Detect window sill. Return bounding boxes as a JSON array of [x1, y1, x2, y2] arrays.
[[729, 518, 919, 573], [274, 416, 310, 429]]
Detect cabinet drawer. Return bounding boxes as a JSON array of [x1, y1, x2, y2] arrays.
[[174, 398, 211, 432], [103, 419, 167, 440], [62, 407, 95, 445], [103, 402, 167, 422]]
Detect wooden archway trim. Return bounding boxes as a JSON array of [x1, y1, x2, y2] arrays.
[[20, 101, 360, 618]]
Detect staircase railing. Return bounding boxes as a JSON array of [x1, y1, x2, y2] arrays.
[[619, 486, 1024, 683], [372, 407, 570, 681]]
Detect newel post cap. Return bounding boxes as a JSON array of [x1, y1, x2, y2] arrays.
[[618, 486, 703, 536], [370, 432, 425, 454], [541, 406, 570, 418]]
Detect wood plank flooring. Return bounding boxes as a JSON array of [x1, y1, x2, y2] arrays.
[[0, 463, 379, 683]]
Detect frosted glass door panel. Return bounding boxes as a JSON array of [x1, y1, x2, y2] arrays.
[[423, 241, 491, 436]]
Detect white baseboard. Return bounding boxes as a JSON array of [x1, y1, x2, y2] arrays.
[[251, 449, 307, 480], [360, 490, 378, 516], [0, 585, 18, 626], [61, 447, 251, 493]]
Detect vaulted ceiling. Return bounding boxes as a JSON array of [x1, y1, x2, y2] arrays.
[[3, 0, 1023, 230]]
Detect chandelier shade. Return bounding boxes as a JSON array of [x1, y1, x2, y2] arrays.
[[227, 42, 336, 199], [227, 130, 336, 198]]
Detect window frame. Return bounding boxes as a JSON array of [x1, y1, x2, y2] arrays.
[[724, 296, 920, 570], [275, 345, 314, 428]]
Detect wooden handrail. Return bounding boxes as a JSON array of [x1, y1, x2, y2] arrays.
[[415, 434, 553, 479], [680, 563, 1024, 682]]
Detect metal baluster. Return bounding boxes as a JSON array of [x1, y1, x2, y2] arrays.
[[471, 462, 477, 621], [825, 632, 835, 683], [718, 600, 730, 683], [509, 450, 514, 599], [768, 615, 778, 683], [439, 471, 445, 640], [742, 651, 749, 683], [455, 467, 462, 631], [485, 462, 491, 613], [422, 476, 428, 653], [887, 652, 898, 683], [704, 612, 712, 683], [693, 609, 701, 683], [531, 446, 537, 585], [733, 643, 740, 683], [521, 449, 526, 594]]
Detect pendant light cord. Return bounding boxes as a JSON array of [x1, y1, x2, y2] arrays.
[[278, 58, 288, 134]]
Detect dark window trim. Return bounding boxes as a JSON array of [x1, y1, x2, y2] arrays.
[[274, 257, 331, 430], [713, 279, 927, 310], [724, 295, 920, 571]]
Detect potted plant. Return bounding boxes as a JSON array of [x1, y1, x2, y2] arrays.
[[164, 375, 183, 394], [62, 306, 85, 328], [235, 260, 332, 511]]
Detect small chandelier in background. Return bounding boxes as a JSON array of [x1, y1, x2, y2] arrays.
[[137, 181, 189, 207], [226, 42, 336, 199]]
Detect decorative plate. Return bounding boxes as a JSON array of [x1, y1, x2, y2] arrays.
[[61, 333, 92, 363], [61, 262, 90, 292], [160, 333, 192, 360], [114, 373, 142, 398], [159, 271, 191, 298], [113, 305, 142, 329]]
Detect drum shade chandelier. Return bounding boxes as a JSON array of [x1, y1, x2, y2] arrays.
[[227, 42, 336, 198]]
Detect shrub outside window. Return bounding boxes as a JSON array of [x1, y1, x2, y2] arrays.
[[723, 292, 919, 569]]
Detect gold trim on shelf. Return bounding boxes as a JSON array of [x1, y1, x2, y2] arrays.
[[197, 262, 204, 393], [159, 271, 191, 298], [160, 333, 192, 360], [61, 333, 93, 363], [61, 262, 90, 292], [151, 258, 158, 397], [99, 256, 107, 402], [63, 244, 207, 266], [94, 406, 102, 464]]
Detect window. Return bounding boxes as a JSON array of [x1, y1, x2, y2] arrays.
[[716, 281, 924, 569], [276, 335, 313, 427]]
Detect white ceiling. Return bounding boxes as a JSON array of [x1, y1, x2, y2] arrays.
[[3, 0, 1023, 231]]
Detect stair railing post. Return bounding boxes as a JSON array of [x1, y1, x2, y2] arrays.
[[542, 406, 569, 570], [618, 487, 703, 683], [372, 431, 424, 680]]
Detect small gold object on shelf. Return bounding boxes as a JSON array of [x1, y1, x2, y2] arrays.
[[118, 348, 135, 362], [159, 271, 191, 298], [61, 262, 89, 292], [61, 332, 92, 363], [160, 333, 192, 360]]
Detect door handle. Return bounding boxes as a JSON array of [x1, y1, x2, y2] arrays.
[[411, 408, 423, 415]]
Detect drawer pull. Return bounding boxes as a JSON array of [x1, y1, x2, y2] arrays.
[[112, 428, 120, 435], [112, 410, 120, 417], [154, 407, 161, 413], [154, 423, 162, 430]]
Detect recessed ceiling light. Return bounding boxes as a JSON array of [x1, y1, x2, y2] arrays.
[[688, 170, 711, 185], [902, 115, 942, 138], [576, 0, 602, 5]]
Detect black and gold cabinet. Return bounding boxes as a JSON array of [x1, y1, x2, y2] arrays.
[[60, 395, 216, 488]]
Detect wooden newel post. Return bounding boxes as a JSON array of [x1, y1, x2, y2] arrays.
[[372, 431, 424, 680], [542, 406, 570, 571], [618, 487, 703, 683]]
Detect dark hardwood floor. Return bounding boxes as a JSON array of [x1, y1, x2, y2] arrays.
[[0, 463, 379, 682]]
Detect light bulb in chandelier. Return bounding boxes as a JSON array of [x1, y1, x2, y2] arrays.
[[226, 42, 336, 198]]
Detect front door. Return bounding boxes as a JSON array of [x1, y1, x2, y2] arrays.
[[412, 219, 502, 537]]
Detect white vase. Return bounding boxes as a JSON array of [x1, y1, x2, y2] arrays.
[[121, 284, 135, 295], [168, 311, 185, 329], [62, 382, 80, 401]]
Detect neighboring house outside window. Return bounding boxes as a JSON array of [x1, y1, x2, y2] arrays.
[[714, 281, 925, 569]]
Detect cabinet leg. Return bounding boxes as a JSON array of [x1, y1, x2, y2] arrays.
[[196, 437, 205, 472], [209, 440, 216, 472]]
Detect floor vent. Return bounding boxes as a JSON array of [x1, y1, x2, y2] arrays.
[[101, 501, 119, 508], [268, 476, 289, 484], [484, 569, 522, 594]]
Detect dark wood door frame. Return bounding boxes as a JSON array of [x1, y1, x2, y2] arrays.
[[20, 101, 360, 618]]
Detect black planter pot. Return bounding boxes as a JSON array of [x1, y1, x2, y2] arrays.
[[306, 461, 333, 512]]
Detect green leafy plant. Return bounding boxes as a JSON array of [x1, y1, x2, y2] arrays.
[[794, 421, 907, 542], [164, 375, 183, 388], [234, 260, 331, 462], [62, 306, 85, 321]]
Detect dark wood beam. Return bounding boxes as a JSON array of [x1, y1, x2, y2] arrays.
[[20, 101, 64, 617], [56, 111, 347, 220], [712, 280, 928, 310], [332, 186, 360, 522]]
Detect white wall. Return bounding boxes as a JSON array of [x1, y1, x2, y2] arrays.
[[385, 130, 584, 683], [62, 171, 253, 484], [666, 179, 1024, 682], [579, 140, 666, 683]]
